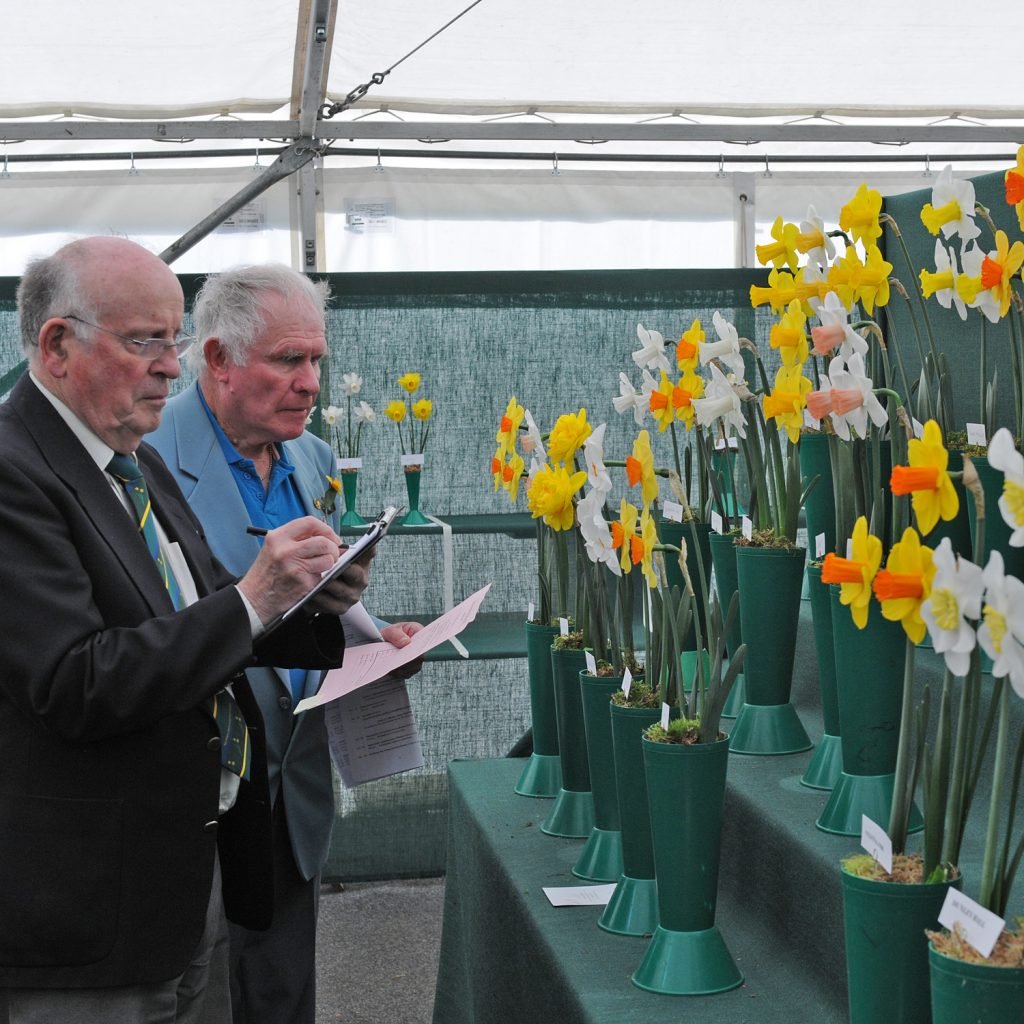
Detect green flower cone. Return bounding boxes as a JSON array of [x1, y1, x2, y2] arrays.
[[801, 562, 842, 790], [514, 622, 562, 798]]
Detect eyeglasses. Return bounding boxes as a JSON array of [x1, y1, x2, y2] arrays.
[[63, 314, 196, 361]]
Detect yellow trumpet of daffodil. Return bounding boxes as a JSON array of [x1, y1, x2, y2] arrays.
[[755, 216, 801, 272], [855, 246, 893, 315], [384, 400, 407, 423], [980, 229, 1024, 319], [611, 499, 640, 574], [872, 527, 936, 645], [763, 363, 812, 444], [625, 430, 659, 507], [526, 462, 586, 531], [676, 319, 704, 373], [827, 250, 861, 311], [839, 183, 884, 247], [547, 408, 592, 465], [889, 419, 959, 537], [750, 268, 798, 314], [768, 299, 809, 368], [921, 199, 964, 237], [821, 516, 883, 629], [398, 372, 421, 394], [919, 264, 954, 300], [1005, 144, 1024, 231], [495, 396, 525, 458]]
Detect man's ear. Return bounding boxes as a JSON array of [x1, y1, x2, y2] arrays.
[[204, 337, 231, 381], [37, 317, 73, 378]]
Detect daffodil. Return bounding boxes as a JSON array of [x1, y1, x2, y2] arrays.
[[611, 499, 640, 574], [323, 404, 343, 427], [827, 353, 887, 442], [987, 427, 1024, 547], [384, 400, 407, 423], [796, 205, 836, 270], [979, 229, 1024, 320], [698, 310, 745, 377], [501, 450, 526, 503], [547, 408, 592, 465], [495, 396, 525, 457], [582, 422, 613, 494], [768, 299, 809, 368], [576, 486, 621, 575], [354, 400, 375, 424], [412, 398, 433, 421], [635, 506, 659, 589], [520, 407, 546, 459], [839, 183, 884, 247], [919, 239, 968, 320], [490, 451, 504, 492], [805, 370, 834, 426], [750, 268, 799, 313], [326, 475, 342, 495], [341, 372, 363, 396], [755, 215, 801, 272], [810, 291, 869, 359], [625, 430, 659, 506], [675, 368, 704, 430], [821, 516, 882, 628], [647, 370, 703, 432], [920, 164, 981, 244], [648, 370, 679, 432], [526, 462, 586, 532], [692, 362, 747, 439], [763, 362, 812, 443], [676, 319, 704, 373], [612, 371, 648, 427], [977, 550, 1024, 697], [398, 372, 421, 394], [889, 419, 959, 537], [920, 538, 984, 677], [873, 526, 936, 644], [1005, 144, 1024, 232], [632, 323, 672, 374], [856, 245, 892, 315], [956, 243, 1000, 323], [827, 248, 862, 311]]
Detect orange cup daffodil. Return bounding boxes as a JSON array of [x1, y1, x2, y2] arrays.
[[980, 230, 1024, 320], [546, 408, 592, 465], [526, 462, 586, 531], [889, 419, 959, 537], [495, 396, 525, 457], [625, 430, 659, 506], [872, 527, 936, 645], [821, 516, 883, 629], [676, 319, 704, 373], [610, 499, 640, 574], [635, 506, 660, 589], [1006, 144, 1024, 231]]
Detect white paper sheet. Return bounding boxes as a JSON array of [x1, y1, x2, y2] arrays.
[[542, 884, 616, 907]]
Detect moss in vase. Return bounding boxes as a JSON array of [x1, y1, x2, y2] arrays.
[[927, 919, 1024, 969], [734, 528, 800, 550], [552, 630, 584, 651], [842, 852, 958, 886], [610, 679, 657, 708], [644, 715, 709, 745]]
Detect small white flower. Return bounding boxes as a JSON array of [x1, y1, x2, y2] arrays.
[[521, 408, 546, 460], [612, 372, 648, 427], [698, 311, 745, 378], [354, 400, 376, 425], [323, 404, 343, 427], [978, 550, 1024, 698], [341, 372, 363, 396], [988, 427, 1024, 547], [920, 538, 984, 677], [927, 239, 968, 321], [582, 422, 613, 494], [577, 487, 622, 576], [631, 323, 671, 374], [692, 362, 747, 439], [927, 165, 981, 245]]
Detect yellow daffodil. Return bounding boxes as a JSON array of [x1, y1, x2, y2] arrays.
[[326, 475, 342, 494], [768, 299, 809, 368], [750, 268, 798, 314], [855, 245, 893, 315], [676, 319, 704, 373], [1006, 144, 1024, 231], [920, 165, 980, 244], [755, 216, 801, 272], [648, 371, 678, 432], [610, 499, 640, 574], [398, 373, 421, 394], [889, 419, 959, 537], [839, 183, 884, 247], [980, 229, 1024, 319], [648, 371, 703, 433], [547, 408, 592, 465], [676, 368, 704, 430], [495, 396, 525, 457], [525, 462, 586, 531], [872, 527, 936, 644], [635, 506, 660, 589], [827, 250, 861, 311], [384, 400, 407, 423], [502, 450, 526, 503], [763, 363, 812, 444], [412, 398, 433, 421], [490, 450, 504, 492], [625, 430, 658, 506], [821, 516, 883, 629]]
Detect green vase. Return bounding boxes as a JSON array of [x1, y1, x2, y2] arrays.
[[929, 943, 1024, 1023], [843, 868, 961, 1024], [708, 532, 745, 718], [632, 735, 743, 996], [514, 622, 562, 798], [573, 672, 624, 882], [661, 519, 712, 648], [817, 587, 923, 836], [400, 464, 431, 527], [799, 432, 837, 557], [599, 702, 661, 937], [801, 563, 842, 790], [541, 647, 593, 838], [338, 465, 368, 527], [729, 544, 812, 756]]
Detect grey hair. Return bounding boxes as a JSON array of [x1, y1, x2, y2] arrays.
[[16, 245, 96, 358], [187, 264, 330, 373]]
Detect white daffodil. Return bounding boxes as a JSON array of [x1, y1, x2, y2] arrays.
[[925, 239, 968, 320], [960, 243, 1001, 325], [305, 406, 317, 427], [341, 372, 363, 396], [582, 422, 613, 494], [692, 362, 747, 439], [978, 550, 1024, 698], [521, 408, 546, 460], [612, 372, 648, 427], [323, 404, 343, 427], [799, 204, 836, 271], [811, 291, 868, 360], [920, 538, 984, 677], [698, 311, 745, 378], [923, 165, 981, 245], [632, 323, 672, 374], [354, 400, 375, 424], [987, 427, 1024, 547], [577, 486, 622, 575], [826, 353, 887, 441]]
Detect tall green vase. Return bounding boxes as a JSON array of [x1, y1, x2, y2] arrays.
[[801, 562, 842, 790], [541, 646, 593, 838], [708, 532, 745, 718], [337, 461, 368, 528], [400, 464, 431, 527], [514, 622, 562, 798], [929, 944, 1024, 1023], [632, 735, 743, 995], [817, 588, 922, 835], [599, 702, 661, 937], [843, 868, 961, 1024], [729, 544, 812, 755], [661, 519, 712, 647], [799, 431, 836, 557], [573, 672, 624, 882]]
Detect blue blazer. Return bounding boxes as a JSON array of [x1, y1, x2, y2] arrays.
[[150, 382, 352, 881]]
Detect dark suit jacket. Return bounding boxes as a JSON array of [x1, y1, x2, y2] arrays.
[[0, 375, 344, 989]]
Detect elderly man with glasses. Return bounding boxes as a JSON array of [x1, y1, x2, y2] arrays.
[[0, 237, 372, 1024]]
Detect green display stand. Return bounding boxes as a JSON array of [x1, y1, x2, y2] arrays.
[[708, 531, 745, 719], [515, 622, 563, 798], [801, 562, 842, 790], [929, 943, 1024, 1024]]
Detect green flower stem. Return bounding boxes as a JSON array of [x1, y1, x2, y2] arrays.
[[554, 528, 570, 619], [979, 679, 1009, 913], [1007, 292, 1024, 439], [888, 638, 917, 855], [883, 213, 941, 369]]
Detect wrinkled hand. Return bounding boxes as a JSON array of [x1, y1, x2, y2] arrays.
[[306, 546, 374, 617], [237, 516, 346, 625], [381, 621, 425, 680]]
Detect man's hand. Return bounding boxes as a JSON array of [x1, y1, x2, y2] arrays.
[[237, 516, 347, 625], [306, 546, 374, 617], [380, 621, 425, 680]]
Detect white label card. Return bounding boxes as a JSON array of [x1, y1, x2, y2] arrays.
[[804, 409, 818, 429], [528, 601, 535, 622], [860, 815, 893, 875], [966, 422, 988, 447], [543, 884, 616, 907], [938, 889, 1005, 959], [714, 436, 739, 451], [559, 617, 570, 636], [585, 650, 597, 674], [912, 417, 925, 439], [662, 500, 684, 523], [846, 537, 853, 559], [741, 516, 753, 540], [815, 533, 826, 559], [622, 667, 633, 698], [711, 511, 723, 535], [661, 702, 671, 730]]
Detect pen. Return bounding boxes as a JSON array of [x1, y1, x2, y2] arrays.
[[246, 526, 268, 537]]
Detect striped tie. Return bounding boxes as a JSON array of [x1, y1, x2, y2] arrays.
[[107, 453, 251, 780]]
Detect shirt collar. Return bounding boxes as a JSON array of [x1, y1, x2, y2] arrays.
[[29, 371, 117, 471]]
